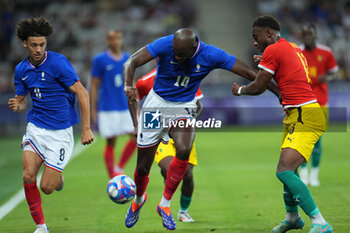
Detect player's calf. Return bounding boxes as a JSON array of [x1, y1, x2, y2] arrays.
[[55, 174, 64, 191]]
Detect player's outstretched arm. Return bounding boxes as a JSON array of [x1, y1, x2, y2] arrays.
[[89, 77, 100, 126], [232, 69, 273, 96], [8, 95, 26, 113], [128, 97, 139, 130], [69, 81, 94, 145], [231, 59, 280, 98], [123, 47, 153, 100]]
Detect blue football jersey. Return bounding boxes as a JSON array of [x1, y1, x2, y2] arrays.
[[14, 51, 79, 130], [91, 50, 130, 111], [146, 35, 236, 102]]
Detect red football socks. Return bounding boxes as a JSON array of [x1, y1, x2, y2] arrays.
[[134, 169, 150, 197], [163, 156, 189, 200], [118, 140, 137, 169], [24, 182, 45, 225], [104, 144, 115, 178]]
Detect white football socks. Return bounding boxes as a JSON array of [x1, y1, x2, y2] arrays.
[[311, 212, 327, 225], [159, 195, 171, 207], [134, 193, 145, 205], [36, 223, 47, 230], [285, 212, 300, 223]]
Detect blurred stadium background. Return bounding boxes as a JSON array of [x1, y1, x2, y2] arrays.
[[0, 0, 349, 136], [0, 1, 350, 232]]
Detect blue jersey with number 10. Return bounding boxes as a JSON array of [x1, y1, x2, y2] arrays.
[[146, 35, 237, 102], [91, 51, 130, 111]]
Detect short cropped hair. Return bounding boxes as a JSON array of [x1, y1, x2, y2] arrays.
[[16, 16, 53, 41], [302, 23, 317, 33], [253, 15, 281, 31]]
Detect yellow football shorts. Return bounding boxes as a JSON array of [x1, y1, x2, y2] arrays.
[[320, 105, 329, 129], [281, 102, 326, 161], [155, 138, 198, 166]]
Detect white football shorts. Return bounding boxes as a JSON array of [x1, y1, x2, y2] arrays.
[[137, 89, 197, 148], [98, 110, 134, 138], [21, 122, 74, 172]]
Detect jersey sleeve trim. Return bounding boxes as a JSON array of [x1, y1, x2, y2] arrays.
[[146, 45, 157, 58], [194, 94, 204, 100], [258, 64, 275, 75], [328, 65, 339, 73]]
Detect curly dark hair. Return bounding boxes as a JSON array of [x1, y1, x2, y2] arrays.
[[253, 15, 280, 31], [16, 16, 53, 41]]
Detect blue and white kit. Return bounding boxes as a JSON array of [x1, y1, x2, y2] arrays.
[[91, 50, 134, 137], [137, 35, 237, 147], [14, 51, 79, 171]]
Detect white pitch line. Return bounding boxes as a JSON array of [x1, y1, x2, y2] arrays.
[[0, 140, 92, 221]]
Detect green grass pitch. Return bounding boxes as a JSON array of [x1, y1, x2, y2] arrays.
[[0, 126, 349, 232]]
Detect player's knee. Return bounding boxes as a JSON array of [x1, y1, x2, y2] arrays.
[[40, 183, 55, 195], [160, 167, 167, 179], [175, 147, 191, 160], [23, 172, 36, 184]]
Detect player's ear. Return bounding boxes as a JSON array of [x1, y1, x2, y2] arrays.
[[23, 40, 27, 48], [266, 28, 273, 39]]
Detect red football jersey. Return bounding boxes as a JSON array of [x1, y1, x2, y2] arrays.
[[258, 38, 316, 108], [301, 44, 338, 106], [136, 68, 203, 100]]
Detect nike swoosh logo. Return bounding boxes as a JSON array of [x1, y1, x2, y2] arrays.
[[22, 75, 29, 81], [321, 225, 330, 232], [57, 162, 63, 165], [170, 61, 180, 65], [106, 65, 114, 70]]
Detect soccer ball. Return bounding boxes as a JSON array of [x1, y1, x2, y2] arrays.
[[107, 175, 136, 204]]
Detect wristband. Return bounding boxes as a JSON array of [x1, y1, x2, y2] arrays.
[[237, 86, 245, 96], [124, 85, 133, 92]]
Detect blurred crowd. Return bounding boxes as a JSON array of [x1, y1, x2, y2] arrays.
[[1, 0, 350, 94], [257, 0, 350, 81], [0, 0, 197, 93]]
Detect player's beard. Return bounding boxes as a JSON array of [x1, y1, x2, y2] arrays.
[[261, 41, 270, 53]]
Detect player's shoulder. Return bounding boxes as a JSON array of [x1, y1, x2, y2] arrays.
[[14, 59, 27, 74], [263, 43, 278, 55], [316, 44, 333, 53], [122, 51, 131, 60], [202, 41, 220, 53], [93, 51, 108, 61], [150, 34, 174, 45], [200, 42, 225, 60], [47, 51, 67, 60]]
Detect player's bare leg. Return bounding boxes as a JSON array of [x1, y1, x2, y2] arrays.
[[22, 150, 49, 233], [271, 148, 332, 233], [125, 143, 159, 228], [158, 156, 172, 180], [157, 120, 194, 230], [40, 166, 63, 194]]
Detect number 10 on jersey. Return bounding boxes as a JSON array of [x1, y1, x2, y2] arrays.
[[174, 75, 190, 88]]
